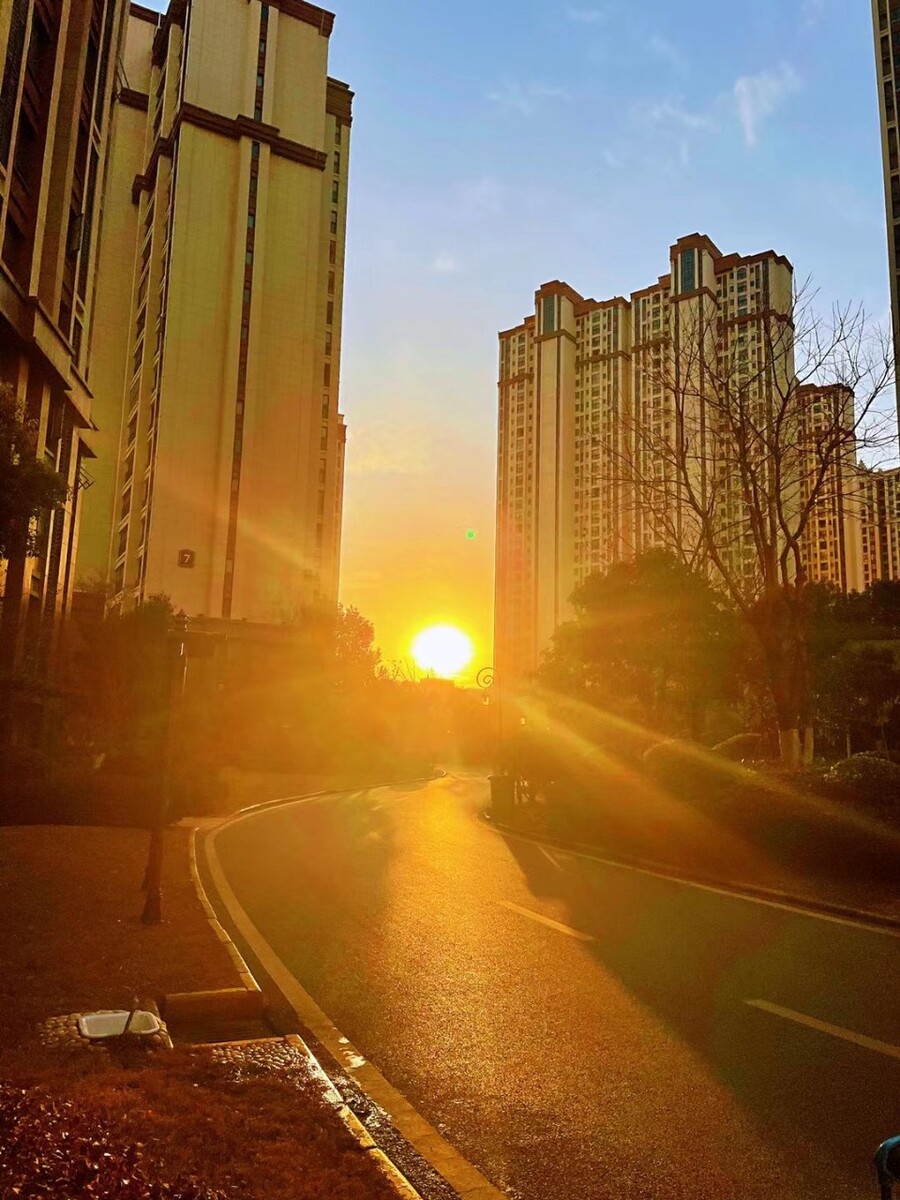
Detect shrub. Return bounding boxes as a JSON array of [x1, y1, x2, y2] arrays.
[[712, 732, 769, 763], [825, 754, 900, 815], [642, 739, 733, 800]]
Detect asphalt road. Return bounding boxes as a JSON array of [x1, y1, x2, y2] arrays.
[[211, 773, 900, 1200]]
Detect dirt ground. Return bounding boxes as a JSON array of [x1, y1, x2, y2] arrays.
[[0, 824, 397, 1200]]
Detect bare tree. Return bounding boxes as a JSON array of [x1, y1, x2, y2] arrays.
[[593, 283, 895, 766]]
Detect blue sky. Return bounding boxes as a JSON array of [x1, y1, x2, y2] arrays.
[[142, 0, 890, 664]]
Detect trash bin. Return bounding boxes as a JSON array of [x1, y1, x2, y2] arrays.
[[488, 774, 515, 821]]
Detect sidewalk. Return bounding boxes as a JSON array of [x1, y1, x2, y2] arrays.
[[0, 824, 399, 1200]]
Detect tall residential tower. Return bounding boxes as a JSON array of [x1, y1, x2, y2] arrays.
[[78, 0, 352, 623], [495, 235, 868, 683], [873, 0, 900, 426], [0, 0, 126, 684]]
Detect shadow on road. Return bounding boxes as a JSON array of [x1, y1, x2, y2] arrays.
[[500, 827, 900, 1198]]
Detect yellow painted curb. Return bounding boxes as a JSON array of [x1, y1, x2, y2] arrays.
[[192, 815, 430, 1200]]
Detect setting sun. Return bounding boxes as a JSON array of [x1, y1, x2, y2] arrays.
[[411, 625, 473, 679]]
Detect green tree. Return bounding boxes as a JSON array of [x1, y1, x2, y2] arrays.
[[334, 603, 382, 687], [541, 550, 741, 739], [0, 384, 68, 559]]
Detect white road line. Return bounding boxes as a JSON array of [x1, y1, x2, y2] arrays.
[[745, 999, 900, 1060], [537, 844, 561, 868], [499, 900, 595, 942], [501, 832, 900, 939]]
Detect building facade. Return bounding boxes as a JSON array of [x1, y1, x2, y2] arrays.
[[78, 0, 352, 623], [872, 0, 900, 426], [495, 236, 874, 683], [860, 465, 900, 587], [795, 385, 866, 594], [0, 0, 126, 685]]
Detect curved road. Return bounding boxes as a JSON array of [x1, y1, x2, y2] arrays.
[[209, 773, 900, 1200]]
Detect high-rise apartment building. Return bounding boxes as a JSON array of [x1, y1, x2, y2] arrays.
[[795, 384, 866, 594], [494, 236, 868, 686], [0, 0, 126, 684], [860, 465, 900, 586], [78, 0, 352, 623], [872, 0, 900, 425]]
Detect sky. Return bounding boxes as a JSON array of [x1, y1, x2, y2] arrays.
[[143, 0, 892, 673]]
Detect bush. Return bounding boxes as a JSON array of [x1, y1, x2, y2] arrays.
[[642, 739, 733, 800], [825, 754, 900, 815], [712, 732, 769, 763]]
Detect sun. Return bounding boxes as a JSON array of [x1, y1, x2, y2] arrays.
[[411, 625, 473, 679]]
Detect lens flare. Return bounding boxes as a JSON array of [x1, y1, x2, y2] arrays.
[[412, 625, 473, 679]]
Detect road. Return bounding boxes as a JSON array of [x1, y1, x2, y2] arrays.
[[209, 773, 900, 1200]]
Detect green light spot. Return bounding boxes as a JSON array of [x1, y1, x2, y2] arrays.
[[466, 530, 476, 540]]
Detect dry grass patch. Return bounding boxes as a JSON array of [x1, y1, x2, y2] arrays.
[[1, 1049, 396, 1199], [0, 826, 399, 1199], [0, 826, 236, 1066]]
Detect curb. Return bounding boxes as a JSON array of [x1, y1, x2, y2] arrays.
[[188, 803, 429, 1200], [481, 810, 900, 933], [188, 829, 262, 995]]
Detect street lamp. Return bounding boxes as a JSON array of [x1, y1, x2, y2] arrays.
[[141, 613, 189, 925], [476, 666, 504, 770]]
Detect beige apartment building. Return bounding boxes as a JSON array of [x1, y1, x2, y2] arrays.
[[78, 0, 352, 623], [872, 0, 900, 423], [495, 235, 873, 683], [0, 0, 126, 692], [860, 465, 900, 586], [795, 385, 866, 594]]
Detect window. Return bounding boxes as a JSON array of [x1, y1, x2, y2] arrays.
[[251, 142, 260, 160], [330, 211, 338, 234], [326, 300, 334, 325], [332, 181, 339, 203], [680, 248, 696, 293]]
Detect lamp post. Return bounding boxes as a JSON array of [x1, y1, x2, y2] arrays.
[[141, 614, 189, 925], [476, 666, 504, 770]]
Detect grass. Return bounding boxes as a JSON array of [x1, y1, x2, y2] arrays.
[[0, 825, 397, 1200]]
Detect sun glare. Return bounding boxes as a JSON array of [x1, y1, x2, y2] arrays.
[[411, 625, 473, 679]]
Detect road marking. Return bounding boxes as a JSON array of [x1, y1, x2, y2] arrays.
[[745, 999, 900, 1060], [494, 827, 900, 939], [537, 844, 561, 868], [498, 900, 595, 942]]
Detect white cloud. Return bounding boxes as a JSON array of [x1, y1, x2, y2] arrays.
[[734, 62, 801, 147], [431, 253, 461, 274], [801, 0, 825, 28], [647, 33, 688, 75], [487, 79, 569, 116], [565, 5, 609, 22], [635, 98, 717, 133], [457, 176, 504, 218], [347, 419, 433, 477]]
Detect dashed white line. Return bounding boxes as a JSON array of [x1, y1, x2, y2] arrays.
[[746, 999, 900, 1060], [499, 900, 595, 942], [537, 844, 561, 868]]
